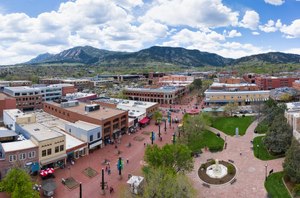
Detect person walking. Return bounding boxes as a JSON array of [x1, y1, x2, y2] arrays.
[[126, 158, 129, 164], [110, 186, 114, 194]]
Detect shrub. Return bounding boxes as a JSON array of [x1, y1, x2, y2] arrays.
[[242, 114, 245, 117], [234, 115, 238, 118], [200, 164, 207, 170], [227, 164, 235, 175], [293, 184, 300, 196], [209, 145, 223, 152]]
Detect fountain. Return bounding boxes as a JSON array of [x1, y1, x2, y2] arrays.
[[206, 159, 228, 179]]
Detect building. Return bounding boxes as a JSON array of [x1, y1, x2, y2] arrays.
[[157, 75, 194, 86], [65, 92, 97, 102], [0, 93, 16, 119], [0, 128, 18, 142], [3, 109, 36, 131], [210, 82, 259, 91], [65, 121, 102, 151], [285, 102, 300, 141], [124, 86, 188, 105], [219, 77, 242, 84], [204, 90, 270, 106], [43, 101, 128, 141], [0, 139, 39, 179], [269, 87, 298, 101], [255, 76, 299, 90], [39, 78, 93, 91], [243, 73, 257, 84], [292, 80, 300, 91], [16, 122, 66, 169], [3, 87, 42, 111], [33, 84, 62, 101]]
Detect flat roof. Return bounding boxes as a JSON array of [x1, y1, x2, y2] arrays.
[[211, 82, 257, 87], [20, 123, 64, 142], [205, 90, 270, 94], [46, 101, 126, 120], [125, 86, 181, 93], [4, 109, 27, 119], [95, 98, 157, 108], [69, 121, 100, 131], [1, 139, 37, 152], [0, 128, 18, 138], [0, 93, 12, 100], [33, 111, 86, 150], [4, 86, 41, 92]]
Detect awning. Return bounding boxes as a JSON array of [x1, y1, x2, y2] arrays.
[[89, 140, 102, 149], [40, 154, 67, 166], [139, 117, 150, 125]]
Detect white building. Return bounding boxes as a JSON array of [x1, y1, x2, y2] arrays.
[[3, 86, 41, 97], [3, 109, 36, 131], [33, 85, 62, 101]]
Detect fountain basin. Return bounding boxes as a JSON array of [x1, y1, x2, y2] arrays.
[[206, 164, 228, 178]]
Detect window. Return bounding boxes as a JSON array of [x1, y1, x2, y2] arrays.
[[28, 151, 36, 158], [9, 155, 16, 162], [60, 145, 64, 151], [19, 153, 26, 160], [55, 146, 59, 153], [47, 148, 52, 155], [97, 132, 100, 139], [69, 129, 71, 133], [42, 150, 46, 157], [90, 135, 93, 142]]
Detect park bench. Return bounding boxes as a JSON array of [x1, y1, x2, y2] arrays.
[[202, 183, 210, 188], [230, 178, 237, 185], [228, 159, 234, 163]]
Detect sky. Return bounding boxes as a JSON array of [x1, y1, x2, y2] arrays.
[[0, 0, 300, 65]]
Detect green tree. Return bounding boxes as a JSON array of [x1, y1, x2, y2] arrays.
[[224, 103, 238, 116], [153, 110, 163, 123], [263, 115, 292, 155], [1, 168, 39, 198], [143, 167, 196, 198], [280, 93, 293, 102], [144, 144, 193, 173], [283, 138, 300, 183]]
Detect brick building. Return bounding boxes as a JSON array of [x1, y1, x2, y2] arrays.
[[43, 101, 128, 141], [219, 77, 242, 84], [3, 87, 42, 111], [0, 93, 16, 119], [39, 78, 93, 91], [210, 82, 259, 91], [255, 76, 299, 90]]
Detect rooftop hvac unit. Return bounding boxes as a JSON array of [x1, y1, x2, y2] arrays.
[[85, 104, 100, 112], [61, 101, 79, 108]]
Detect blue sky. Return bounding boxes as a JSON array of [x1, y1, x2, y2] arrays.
[[0, 0, 299, 65]]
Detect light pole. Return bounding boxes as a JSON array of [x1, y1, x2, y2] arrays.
[[265, 164, 268, 181], [257, 144, 260, 158], [164, 119, 167, 132], [101, 168, 105, 195], [79, 182, 82, 198], [158, 123, 161, 138]]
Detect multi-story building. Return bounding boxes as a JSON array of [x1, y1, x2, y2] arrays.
[[65, 121, 102, 151], [157, 75, 194, 86], [285, 102, 300, 141], [3, 109, 36, 131], [43, 101, 128, 141], [210, 82, 259, 91], [0, 93, 16, 119], [33, 84, 62, 101], [65, 92, 97, 102], [3, 87, 42, 111], [243, 73, 257, 84], [219, 77, 242, 84], [204, 90, 270, 106], [124, 86, 188, 105], [255, 76, 299, 90], [0, 139, 39, 179], [39, 78, 93, 91]]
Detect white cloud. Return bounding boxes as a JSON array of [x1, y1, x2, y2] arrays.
[[280, 19, 300, 38], [239, 10, 260, 30], [162, 28, 264, 58], [140, 0, 239, 28], [284, 48, 300, 55], [259, 19, 282, 33], [264, 0, 285, 6], [225, 29, 242, 38], [252, 31, 260, 35]]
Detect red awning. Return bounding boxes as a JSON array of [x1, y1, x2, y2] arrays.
[[139, 117, 150, 124], [186, 109, 200, 115]]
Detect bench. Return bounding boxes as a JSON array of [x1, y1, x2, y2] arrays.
[[230, 178, 237, 185], [202, 183, 210, 188], [228, 159, 234, 163]]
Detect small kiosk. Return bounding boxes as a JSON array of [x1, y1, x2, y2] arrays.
[[126, 175, 144, 195]]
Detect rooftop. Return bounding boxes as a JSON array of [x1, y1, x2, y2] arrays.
[[1, 139, 37, 152], [46, 101, 126, 120], [0, 93, 12, 100], [0, 128, 18, 138], [4, 86, 41, 92], [20, 122, 64, 142], [69, 121, 100, 131], [205, 90, 270, 94], [125, 86, 181, 93], [4, 109, 28, 119], [211, 82, 257, 87]]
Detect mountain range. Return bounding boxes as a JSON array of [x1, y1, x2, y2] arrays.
[[26, 46, 300, 67]]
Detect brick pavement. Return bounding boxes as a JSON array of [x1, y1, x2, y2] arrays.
[[188, 120, 284, 198]]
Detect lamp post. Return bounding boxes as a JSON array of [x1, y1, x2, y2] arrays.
[[265, 164, 268, 181], [164, 119, 167, 132], [257, 144, 260, 158], [172, 133, 176, 144], [101, 168, 105, 195], [158, 123, 161, 138], [79, 182, 82, 198]]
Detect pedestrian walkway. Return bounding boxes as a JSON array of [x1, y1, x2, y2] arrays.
[[189, 120, 284, 198]]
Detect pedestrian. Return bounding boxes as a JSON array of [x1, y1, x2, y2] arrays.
[[110, 186, 114, 194], [115, 145, 118, 149], [105, 166, 108, 172], [240, 152, 242, 156], [127, 158, 129, 164], [144, 142, 146, 147], [108, 168, 111, 175]]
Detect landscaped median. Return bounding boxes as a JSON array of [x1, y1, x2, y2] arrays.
[[253, 136, 284, 160], [265, 172, 291, 198], [211, 116, 254, 136], [187, 130, 224, 154]]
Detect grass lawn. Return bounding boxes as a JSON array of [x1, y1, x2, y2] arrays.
[[253, 136, 281, 160], [255, 119, 269, 134], [265, 172, 291, 198], [187, 130, 224, 153], [212, 116, 254, 136]]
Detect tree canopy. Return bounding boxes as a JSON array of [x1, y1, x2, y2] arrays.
[[153, 110, 163, 122], [263, 115, 292, 155], [283, 138, 300, 183], [144, 144, 193, 173], [1, 168, 39, 198], [224, 103, 238, 116], [142, 167, 196, 198]]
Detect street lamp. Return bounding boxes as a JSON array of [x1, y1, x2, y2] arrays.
[[265, 164, 268, 181], [257, 144, 260, 158], [158, 123, 161, 138], [164, 119, 167, 132]]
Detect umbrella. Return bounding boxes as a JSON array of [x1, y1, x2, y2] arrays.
[[40, 170, 48, 177], [47, 168, 54, 174]]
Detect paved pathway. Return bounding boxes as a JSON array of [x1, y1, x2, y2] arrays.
[[188, 120, 284, 198]]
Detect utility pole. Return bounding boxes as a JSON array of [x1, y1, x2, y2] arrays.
[[79, 183, 82, 198]]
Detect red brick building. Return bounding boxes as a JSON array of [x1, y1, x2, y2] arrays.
[[255, 76, 300, 90], [43, 101, 128, 140], [0, 93, 16, 118], [219, 77, 242, 84]]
